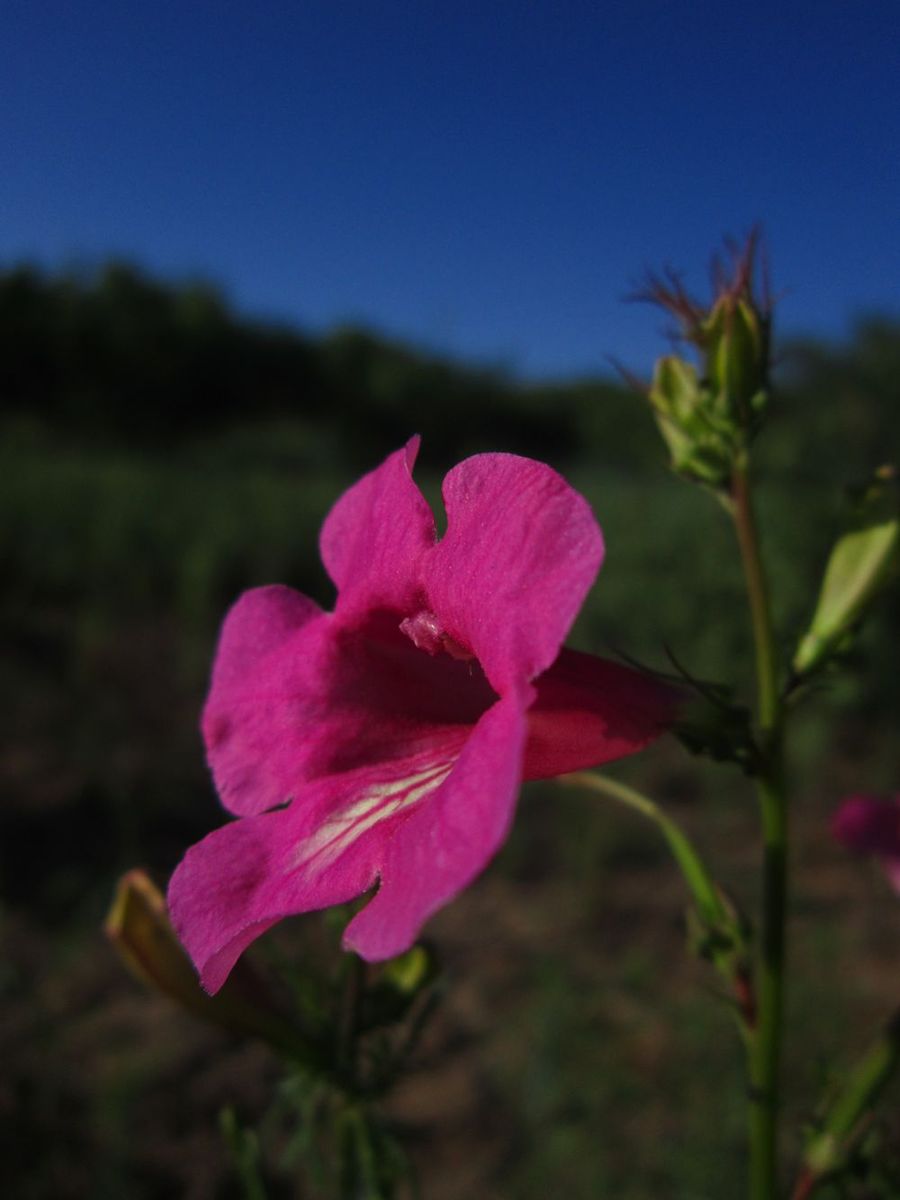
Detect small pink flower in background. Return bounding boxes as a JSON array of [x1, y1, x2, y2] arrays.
[[169, 439, 677, 992], [832, 794, 900, 892]]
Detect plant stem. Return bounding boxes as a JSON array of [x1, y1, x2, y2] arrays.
[[565, 771, 755, 1031], [732, 461, 781, 732], [563, 772, 727, 931], [732, 457, 787, 1200]]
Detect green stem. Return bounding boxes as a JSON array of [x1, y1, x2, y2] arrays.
[[732, 457, 787, 1200], [563, 771, 727, 931], [732, 461, 780, 732]]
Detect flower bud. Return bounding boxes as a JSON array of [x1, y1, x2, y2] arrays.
[[380, 944, 434, 994], [359, 944, 439, 1032], [106, 869, 313, 1059], [648, 355, 737, 487], [702, 292, 770, 429], [636, 232, 772, 487], [794, 465, 899, 675]]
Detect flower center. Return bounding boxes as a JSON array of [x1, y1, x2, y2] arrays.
[[399, 610, 474, 662]]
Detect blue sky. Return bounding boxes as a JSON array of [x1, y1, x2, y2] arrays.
[[2, 1, 898, 379]]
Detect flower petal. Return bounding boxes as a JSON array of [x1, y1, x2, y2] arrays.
[[202, 589, 329, 817], [206, 584, 323, 694], [344, 694, 528, 961], [169, 755, 458, 993], [424, 454, 603, 694], [319, 437, 436, 619], [203, 605, 493, 817], [523, 648, 679, 779]]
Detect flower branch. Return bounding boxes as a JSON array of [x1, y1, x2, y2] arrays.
[[563, 770, 754, 1028]]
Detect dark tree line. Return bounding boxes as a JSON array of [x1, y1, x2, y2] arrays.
[[0, 262, 619, 465], [1, 260, 897, 477]]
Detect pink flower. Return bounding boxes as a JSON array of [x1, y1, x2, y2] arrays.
[[168, 439, 677, 992], [832, 794, 900, 892]]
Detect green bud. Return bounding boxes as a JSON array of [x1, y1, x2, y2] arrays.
[[106, 870, 314, 1060], [359, 943, 439, 1032], [648, 355, 737, 487], [702, 293, 770, 431], [794, 465, 900, 675], [380, 944, 434, 994], [637, 233, 772, 487]]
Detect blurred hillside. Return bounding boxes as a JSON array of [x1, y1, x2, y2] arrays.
[[3, 259, 898, 466], [0, 261, 638, 466], [2, 262, 899, 1199]]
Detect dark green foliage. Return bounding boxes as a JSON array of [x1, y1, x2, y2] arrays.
[[0, 261, 629, 466], [0, 263, 324, 442]]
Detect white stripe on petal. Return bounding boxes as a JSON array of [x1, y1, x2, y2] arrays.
[[298, 762, 454, 875]]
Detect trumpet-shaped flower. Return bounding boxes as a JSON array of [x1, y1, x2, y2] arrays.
[[832, 793, 900, 892], [169, 440, 677, 992]]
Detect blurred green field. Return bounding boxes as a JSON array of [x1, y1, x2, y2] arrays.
[[2, 266, 899, 1198]]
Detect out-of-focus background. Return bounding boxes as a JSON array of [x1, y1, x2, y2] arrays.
[[2, 4, 899, 1197]]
